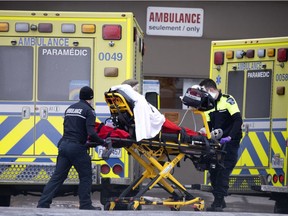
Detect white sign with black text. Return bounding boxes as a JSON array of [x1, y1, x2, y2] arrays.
[[146, 6, 204, 37]]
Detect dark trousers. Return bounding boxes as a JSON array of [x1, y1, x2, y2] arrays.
[[37, 139, 92, 209], [209, 140, 239, 197]]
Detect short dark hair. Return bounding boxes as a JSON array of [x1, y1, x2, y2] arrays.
[[199, 78, 217, 89]]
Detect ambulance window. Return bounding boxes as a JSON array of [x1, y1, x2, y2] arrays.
[[38, 47, 91, 101], [245, 70, 272, 118], [228, 71, 244, 115], [0, 46, 33, 100]]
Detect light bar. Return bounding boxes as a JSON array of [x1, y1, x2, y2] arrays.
[[103, 25, 122, 40], [277, 48, 288, 62], [257, 49, 266, 58], [38, 23, 53, 33], [267, 48, 275, 57], [246, 49, 254, 58], [15, 23, 29, 32], [236, 50, 244, 59], [226, 50, 234, 59], [0, 22, 9, 32], [82, 24, 95, 33], [214, 51, 224, 65], [62, 24, 75, 33]]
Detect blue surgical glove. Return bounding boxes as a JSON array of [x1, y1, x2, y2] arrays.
[[220, 136, 231, 145]]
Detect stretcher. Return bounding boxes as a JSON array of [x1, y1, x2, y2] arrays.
[[100, 88, 225, 211]]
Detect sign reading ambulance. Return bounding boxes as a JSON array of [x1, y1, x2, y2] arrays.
[[146, 6, 204, 37]]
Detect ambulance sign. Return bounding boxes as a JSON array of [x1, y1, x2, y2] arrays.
[[146, 7, 204, 37]]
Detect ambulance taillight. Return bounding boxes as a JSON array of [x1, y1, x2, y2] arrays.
[[112, 164, 123, 175], [100, 164, 111, 174], [273, 174, 278, 183], [279, 174, 284, 184], [102, 25, 122, 40]]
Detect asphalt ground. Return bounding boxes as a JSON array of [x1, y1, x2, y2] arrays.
[[2, 188, 278, 215]]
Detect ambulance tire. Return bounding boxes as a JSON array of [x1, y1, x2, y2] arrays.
[[274, 199, 288, 214], [0, 195, 11, 206]]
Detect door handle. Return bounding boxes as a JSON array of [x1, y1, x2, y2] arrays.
[[40, 107, 48, 119], [22, 107, 30, 119], [244, 123, 249, 135]]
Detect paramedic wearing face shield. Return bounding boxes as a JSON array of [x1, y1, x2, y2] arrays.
[[37, 86, 105, 210], [199, 79, 243, 212]]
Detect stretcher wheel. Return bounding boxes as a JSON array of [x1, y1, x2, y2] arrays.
[[170, 206, 180, 211], [104, 201, 114, 210], [127, 201, 141, 210]]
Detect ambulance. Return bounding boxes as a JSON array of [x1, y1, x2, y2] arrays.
[[205, 36, 288, 213], [0, 10, 144, 207]]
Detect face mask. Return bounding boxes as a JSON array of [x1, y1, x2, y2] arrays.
[[208, 90, 217, 99]]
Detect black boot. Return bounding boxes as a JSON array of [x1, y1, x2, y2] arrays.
[[206, 196, 225, 212]]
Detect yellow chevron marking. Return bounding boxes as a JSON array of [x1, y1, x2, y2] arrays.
[[0, 164, 26, 180], [237, 148, 255, 167], [0, 118, 34, 155], [45, 116, 64, 134], [270, 132, 285, 158], [35, 134, 58, 156], [0, 116, 7, 124], [250, 132, 268, 166]]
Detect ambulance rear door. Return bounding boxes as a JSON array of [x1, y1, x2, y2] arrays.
[[35, 37, 94, 158], [226, 61, 273, 169], [0, 37, 34, 159]]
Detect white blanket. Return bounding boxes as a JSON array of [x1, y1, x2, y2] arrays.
[[110, 84, 165, 141]]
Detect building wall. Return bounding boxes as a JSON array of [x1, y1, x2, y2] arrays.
[[1, 1, 288, 79]]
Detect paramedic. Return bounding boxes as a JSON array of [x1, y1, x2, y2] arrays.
[[199, 78, 243, 212], [37, 86, 105, 210]]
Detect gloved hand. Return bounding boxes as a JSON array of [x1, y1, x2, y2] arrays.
[[220, 136, 231, 145], [102, 138, 113, 160]]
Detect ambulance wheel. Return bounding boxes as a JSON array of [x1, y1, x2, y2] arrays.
[[274, 199, 288, 214], [0, 195, 11, 206]]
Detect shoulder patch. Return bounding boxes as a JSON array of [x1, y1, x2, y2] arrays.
[[226, 97, 235, 105]]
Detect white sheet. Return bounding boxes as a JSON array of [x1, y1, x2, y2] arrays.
[[110, 84, 165, 141]]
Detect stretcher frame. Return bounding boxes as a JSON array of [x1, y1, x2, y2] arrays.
[[102, 91, 224, 211]]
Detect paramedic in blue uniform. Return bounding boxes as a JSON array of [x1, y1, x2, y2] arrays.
[[37, 86, 105, 210], [199, 79, 243, 212]]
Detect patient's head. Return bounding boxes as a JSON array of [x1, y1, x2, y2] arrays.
[[122, 79, 139, 91]]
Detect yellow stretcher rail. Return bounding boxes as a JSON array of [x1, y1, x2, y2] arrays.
[[102, 91, 224, 211]]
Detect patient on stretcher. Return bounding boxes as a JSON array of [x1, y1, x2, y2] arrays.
[[98, 82, 207, 145]]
